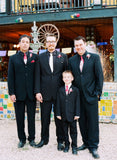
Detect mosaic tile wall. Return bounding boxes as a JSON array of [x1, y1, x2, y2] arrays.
[[99, 82, 117, 123], [0, 82, 117, 123]]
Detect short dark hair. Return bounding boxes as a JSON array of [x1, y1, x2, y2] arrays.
[[46, 34, 57, 40], [62, 70, 74, 77], [19, 34, 31, 42], [74, 36, 86, 43]]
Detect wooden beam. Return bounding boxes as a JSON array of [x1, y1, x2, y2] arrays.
[[0, 8, 117, 25]]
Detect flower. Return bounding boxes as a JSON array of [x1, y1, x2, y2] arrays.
[[86, 54, 91, 59], [30, 53, 32, 58], [31, 60, 35, 63], [69, 88, 73, 94], [57, 54, 62, 58]]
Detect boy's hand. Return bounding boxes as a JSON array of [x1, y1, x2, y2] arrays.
[[57, 116, 61, 120], [74, 116, 79, 120], [36, 93, 43, 103]]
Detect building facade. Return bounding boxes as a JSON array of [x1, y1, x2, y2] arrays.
[[0, 0, 117, 122]]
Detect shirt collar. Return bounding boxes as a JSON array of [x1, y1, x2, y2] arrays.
[[65, 83, 72, 90], [47, 50, 57, 56], [19, 50, 29, 56]]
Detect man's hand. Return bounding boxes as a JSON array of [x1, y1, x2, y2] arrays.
[[74, 116, 79, 120], [10, 95, 16, 102], [56, 116, 62, 120], [36, 93, 43, 103]]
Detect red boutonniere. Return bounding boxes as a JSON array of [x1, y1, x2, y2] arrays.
[[30, 53, 32, 58], [69, 88, 73, 94], [86, 54, 91, 59], [57, 54, 62, 58], [31, 60, 35, 63]]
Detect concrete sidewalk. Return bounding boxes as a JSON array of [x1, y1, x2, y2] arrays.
[[0, 120, 117, 160]]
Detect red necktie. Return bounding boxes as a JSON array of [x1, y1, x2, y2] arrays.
[[24, 53, 27, 64], [66, 85, 68, 95], [79, 56, 84, 72]]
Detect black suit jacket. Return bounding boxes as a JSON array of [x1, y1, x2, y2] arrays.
[[56, 85, 80, 122], [68, 51, 103, 104], [34, 50, 68, 101], [8, 51, 38, 101]]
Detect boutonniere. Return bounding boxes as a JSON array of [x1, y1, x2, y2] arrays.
[[31, 60, 35, 63], [86, 54, 91, 59], [69, 88, 73, 94], [30, 53, 32, 58], [57, 54, 62, 58]]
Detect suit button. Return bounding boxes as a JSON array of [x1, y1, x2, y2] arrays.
[[25, 73, 28, 76], [25, 66, 27, 68]]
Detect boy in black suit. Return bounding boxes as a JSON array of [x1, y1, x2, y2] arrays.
[[56, 70, 80, 155]]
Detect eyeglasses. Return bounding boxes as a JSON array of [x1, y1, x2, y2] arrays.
[[46, 41, 56, 44]]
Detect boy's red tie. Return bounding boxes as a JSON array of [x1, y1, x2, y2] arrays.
[[66, 85, 68, 95]]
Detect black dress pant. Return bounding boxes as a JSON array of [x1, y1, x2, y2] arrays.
[[62, 120, 77, 149], [40, 100, 64, 143], [79, 94, 99, 151], [14, 97, 36, 142]]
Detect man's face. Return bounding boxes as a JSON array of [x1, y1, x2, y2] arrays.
[[63, 73, 74, 85], [46, 36, 57, 52], [19, 37, 30, 53], [74, 39, 86, 56]]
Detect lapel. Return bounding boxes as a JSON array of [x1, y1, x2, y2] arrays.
[[61, 86, 66, 96], [68, 85, 73, 95], [43, 51, 52, 73], [17, 51, 25, 65], [53, 51, 64, 72], [53, 50, 58, 72], [82, 51, 89, 73], [74, 54, 81, 75], [27, 52, 32, 63]]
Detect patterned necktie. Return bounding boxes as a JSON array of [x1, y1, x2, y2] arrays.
[[66, 85, 69, 95], [24, 53, 27, 64], [49, 53, 53, 72], [79, 56, 84, 72]]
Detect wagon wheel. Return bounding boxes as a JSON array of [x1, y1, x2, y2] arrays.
[[37, 24, 60, 48]]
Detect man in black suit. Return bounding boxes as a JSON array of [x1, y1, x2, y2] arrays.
[[34, 34, 68, 150], [56, 70, 80, 155], [68, 36, 103, 158], [8, 35, 38, 148]]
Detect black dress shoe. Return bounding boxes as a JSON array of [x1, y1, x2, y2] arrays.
[[35, 140, 48, 148], [29, 140, 36, 147], [63, 146, 69, 153], [90, 149, 100, 159], [57, 143, 64, 151], [77, 144, 87, 151], [72, 148, 77, 155], [18, 141, 26, 148]]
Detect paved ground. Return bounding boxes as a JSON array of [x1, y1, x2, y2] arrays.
[[0, 119, 117, 160]]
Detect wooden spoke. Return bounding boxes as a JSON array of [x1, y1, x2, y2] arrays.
[[37, 24, 60, 48]]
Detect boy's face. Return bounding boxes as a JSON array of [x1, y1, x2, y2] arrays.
[[63, 73, 74, 85]]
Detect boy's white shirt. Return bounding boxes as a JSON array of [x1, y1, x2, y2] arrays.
[[65, 83, 72, 90]]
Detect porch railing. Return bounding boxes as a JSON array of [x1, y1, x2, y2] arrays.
[[0, 0, 117, 15]]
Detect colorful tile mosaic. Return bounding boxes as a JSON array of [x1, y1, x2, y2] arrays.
[[0, 82, 117, 123]]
